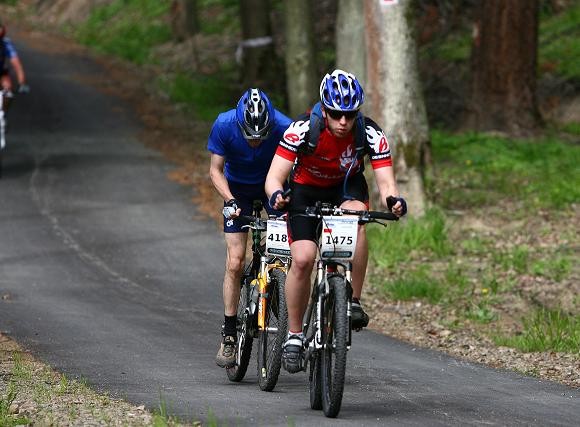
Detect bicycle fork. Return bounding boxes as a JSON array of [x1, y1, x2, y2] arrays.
[[313, 261, 353, 350]]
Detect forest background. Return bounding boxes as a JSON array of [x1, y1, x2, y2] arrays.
[[0, 0, 578, 425]]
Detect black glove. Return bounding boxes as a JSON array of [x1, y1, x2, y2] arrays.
[[386, 196, 407, 216]]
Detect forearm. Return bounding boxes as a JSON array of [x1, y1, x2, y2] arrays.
[[209, 168, 234, 202], [265, 155, 293, 198], [375, 166, 400, 209], [11, 58, 25, 85], [265, 174, 284, 199]]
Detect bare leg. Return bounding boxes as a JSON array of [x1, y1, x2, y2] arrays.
[[223, 232, 247, 316], [286, 240, 317, 332], [340, 200, 369, 299]]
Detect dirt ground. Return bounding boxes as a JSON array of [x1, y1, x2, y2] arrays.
[[1, 4, 579, 425]]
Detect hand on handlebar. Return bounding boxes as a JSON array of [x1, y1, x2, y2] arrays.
[[17, 84, 30, 94], [269, 189, 292, 211], [386, 196, 407, 217]]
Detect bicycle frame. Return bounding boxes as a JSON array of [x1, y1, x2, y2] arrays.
[[243, 206, 290, 332], [228, 200, 290, 391]]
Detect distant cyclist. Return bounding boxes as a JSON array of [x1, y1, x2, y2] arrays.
[[265, 69, 407, 373], [0, 21, 29, 109], [208, 88, 292, 368]]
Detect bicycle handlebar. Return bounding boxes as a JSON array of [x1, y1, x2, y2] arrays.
[[303, 202, 399, 223], [239, 215, 267, 231]]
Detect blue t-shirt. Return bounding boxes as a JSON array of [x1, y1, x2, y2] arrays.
[[3, 38, 17, 59], [207, 108, 292, 185], [1, 38, 17, 70]]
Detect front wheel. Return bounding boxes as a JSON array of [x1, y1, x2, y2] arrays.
[[309, 351, 322, 410], [257, 268, 288, 391], [321, 275, 348, 418], [226, 277, 254, 382]]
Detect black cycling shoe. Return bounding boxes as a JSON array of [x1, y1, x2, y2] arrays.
[[216, 335, 237, 368], [351, 301, 369, 330], [282, 335, 304, 373]]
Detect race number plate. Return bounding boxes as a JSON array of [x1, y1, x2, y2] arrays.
[[320, 216, 358, 261], [266, 220, 290, 256]]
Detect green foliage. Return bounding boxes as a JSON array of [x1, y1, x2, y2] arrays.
[[557, 122, 580, 135], [494, 309, 580, 353], [0, 382, 31, 426], [368, 207, 451, 268], [531, 256, 571, 281], [75, 0, 171, 64], [429, 130, 580, 210], [460, 235, 490, 255], [10, 352, 31, 380], [421, 32, 471, 63], [159, 72, 237, 121], [465, 300, 497, 324], [444, 263, 469, 296], [539, 4, 580, 78], [198, 0, 239, 35], [380, 267, 446, 304]]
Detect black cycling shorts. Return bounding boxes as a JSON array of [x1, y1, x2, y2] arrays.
[[224, 180, 282, 233], [287, 172, 369, 243]]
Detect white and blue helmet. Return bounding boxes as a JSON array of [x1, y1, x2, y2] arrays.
[[236, 88, 274, 140], [319, 69, 364, 111]]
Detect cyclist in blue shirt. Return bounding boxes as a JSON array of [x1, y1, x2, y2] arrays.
[[0, 22, 29, 104], [208, 88, 291, 368]]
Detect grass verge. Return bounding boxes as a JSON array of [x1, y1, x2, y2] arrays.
[[494, 309, 580, 353]]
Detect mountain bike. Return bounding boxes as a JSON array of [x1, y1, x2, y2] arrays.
[[226, 200, 291, 391], [298, 202, 398, 418]]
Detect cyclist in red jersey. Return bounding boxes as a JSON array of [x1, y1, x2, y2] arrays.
[[265, 69, 407, 373]]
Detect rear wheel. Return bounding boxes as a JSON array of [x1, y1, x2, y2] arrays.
[[321, 275, 348, 418], [257, 268, 288, 391], [226, 276, 254, 382]]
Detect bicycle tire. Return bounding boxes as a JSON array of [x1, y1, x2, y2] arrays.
[[257, 268, 288, 391], [321, 275, 348, 418], [226, 277, 254, 382], [309, 351, 322, 410]]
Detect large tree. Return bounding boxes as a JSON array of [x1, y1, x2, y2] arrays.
[[336, 0, 366, 90], [284, 0, 318, 117], [364, 0, 430, 216], [466, 0, 541, 134], [170, 0, 199, 42], [239, 0, 280, 93]]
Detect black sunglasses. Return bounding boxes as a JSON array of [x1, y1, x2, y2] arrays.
[[325, 109, 358, 120]]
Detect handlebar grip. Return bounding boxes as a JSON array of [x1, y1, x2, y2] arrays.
[[368, 210, 399, 221]]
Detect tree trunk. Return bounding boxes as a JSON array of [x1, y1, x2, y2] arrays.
[[239, 0, 280, 94], [170, 0, 199, 42], [364, 0, 430, 217], [466, 0, 541, 135], [336, 0, 366, 94], [284, 0, 318, 117]]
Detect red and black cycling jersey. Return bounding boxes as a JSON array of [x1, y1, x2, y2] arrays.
[[276, 116, 392, 187]]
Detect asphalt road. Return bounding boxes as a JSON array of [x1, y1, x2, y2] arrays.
[[0, 34, 578, 426]]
